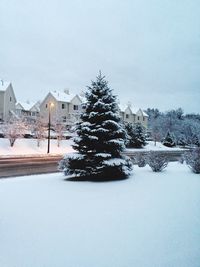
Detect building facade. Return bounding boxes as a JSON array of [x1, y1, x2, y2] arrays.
[[119, 104, 148, 128], [39, 90, 85, 127], [15, 101, 40, 122], [0, 80, 17, 122]]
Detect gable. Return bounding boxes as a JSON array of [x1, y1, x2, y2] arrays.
[[70, 95, 83, 105], [5, 84, 17, 103]]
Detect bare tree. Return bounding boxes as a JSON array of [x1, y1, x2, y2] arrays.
[[32, 117, 46, 147], [54, 122, 65, 147], [3, 117, 26, 147]]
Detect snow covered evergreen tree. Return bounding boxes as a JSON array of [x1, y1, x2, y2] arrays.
[[59, 72, 132, 180], [125, 122, 146, 148], [162, 131, 176, 147]]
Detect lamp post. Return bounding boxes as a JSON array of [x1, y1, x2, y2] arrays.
[[47, 102, 54, 154]]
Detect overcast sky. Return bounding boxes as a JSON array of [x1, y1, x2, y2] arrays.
[[0, 0, 200, 113]]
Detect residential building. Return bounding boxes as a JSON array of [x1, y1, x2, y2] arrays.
[[0, 80, 17, 121], [15, 101, 40, 122], [119, 103, 148, 128], [40, 89, 85, 127]]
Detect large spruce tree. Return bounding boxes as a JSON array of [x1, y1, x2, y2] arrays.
[[61, 73, 132, 180]]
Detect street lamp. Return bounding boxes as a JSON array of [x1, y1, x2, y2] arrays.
[[47, 102, 54, 154]]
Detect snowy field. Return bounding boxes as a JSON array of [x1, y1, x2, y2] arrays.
[[0, 138, 74, 156], [0, 163, 200, 267], [0, 138, 183, 157]]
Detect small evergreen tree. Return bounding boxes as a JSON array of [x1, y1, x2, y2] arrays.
[[125, 122, 146, 148], [162, 131, 176, 147], [59, 73, 132, 180]]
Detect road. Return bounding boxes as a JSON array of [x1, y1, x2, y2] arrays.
[[0, 150, 187, 178], [0, 155, 63, 178]]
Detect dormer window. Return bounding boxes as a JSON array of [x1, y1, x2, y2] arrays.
[[10, 97, 12, 102], [73, 105, 78, 111], [138, 116, 140, 120], [62, 103, 65, 109], [126, 114, 129, 119]]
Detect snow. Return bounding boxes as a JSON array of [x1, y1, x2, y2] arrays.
[[0, 162, 200, 267], [96, 153, 111, 158], [0, 138, 185, 157], [0, 138, 74, 157], [127, 141, 184, 151], [16, 101, 36, 111], [51, 90, 76, 102], [103, 158, 126, 166], [0, 80, 10, 91]]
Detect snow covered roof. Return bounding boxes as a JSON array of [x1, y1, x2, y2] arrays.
[[118, 104, 127, 112], [118, 103, 139, 114], [16, 101, 40, 111], [50, 90, 76, 102], [141, 110, 148, 117], [0, 80, 10, 92], [79, 94, 87, 104]]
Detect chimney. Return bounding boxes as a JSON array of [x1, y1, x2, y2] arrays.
[[64, 88, 70, 95]]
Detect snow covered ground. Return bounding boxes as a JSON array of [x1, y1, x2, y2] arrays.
[[0, 138, 183, 157], [0, 163, 200, 267], [0, 138, 74, 156], [127, 141, 183, 151]]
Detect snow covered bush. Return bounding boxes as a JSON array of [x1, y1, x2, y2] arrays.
[[125, 122, 146, 148], [147, 151, 168, 172], [59, 72, 133, 180], [162, 131, 176, 147], [136, 153, 146, 167], [184, 148, 200, 174]]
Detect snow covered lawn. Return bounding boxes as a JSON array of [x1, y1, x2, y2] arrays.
[[0, 163, 200, 267], [0, 138, 74, 156], [0, 138, 184, 157]]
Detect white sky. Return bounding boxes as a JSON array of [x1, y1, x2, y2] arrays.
[[0, 0, 200, 113]]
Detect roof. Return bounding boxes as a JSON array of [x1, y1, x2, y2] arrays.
[[118, 103, 148, 116], [50, 91, 76, 102], [0, 80, 10, 92], [16, 101, 40, 111], [118, 103, 139, 114], [141, 110, 149, 117]]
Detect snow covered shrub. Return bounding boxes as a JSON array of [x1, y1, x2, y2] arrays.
[[184, 148, 200, 174], [136, 153, 146, 167], [162, 131, 176, 147], [125, 122, 146, 148], [147, 151, 168, 172], [59, 72, 133, 180], [178, 154, 185, 164]]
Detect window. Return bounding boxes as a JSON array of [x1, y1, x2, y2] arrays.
[[73, 105, 78, 111], [138, 116, 140, 120], [46, 104, 48, 108], [62, 103, 65, 109], [62, 116, 66, 122], [143, 117, 145, 121], [126, 114, 129, 119], [10, 97, 12, 102]]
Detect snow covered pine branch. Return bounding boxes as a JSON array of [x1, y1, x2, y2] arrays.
[[59, 72, 133, 180]]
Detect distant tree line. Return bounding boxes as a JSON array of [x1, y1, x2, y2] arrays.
[[146, 108, 200, 147]]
